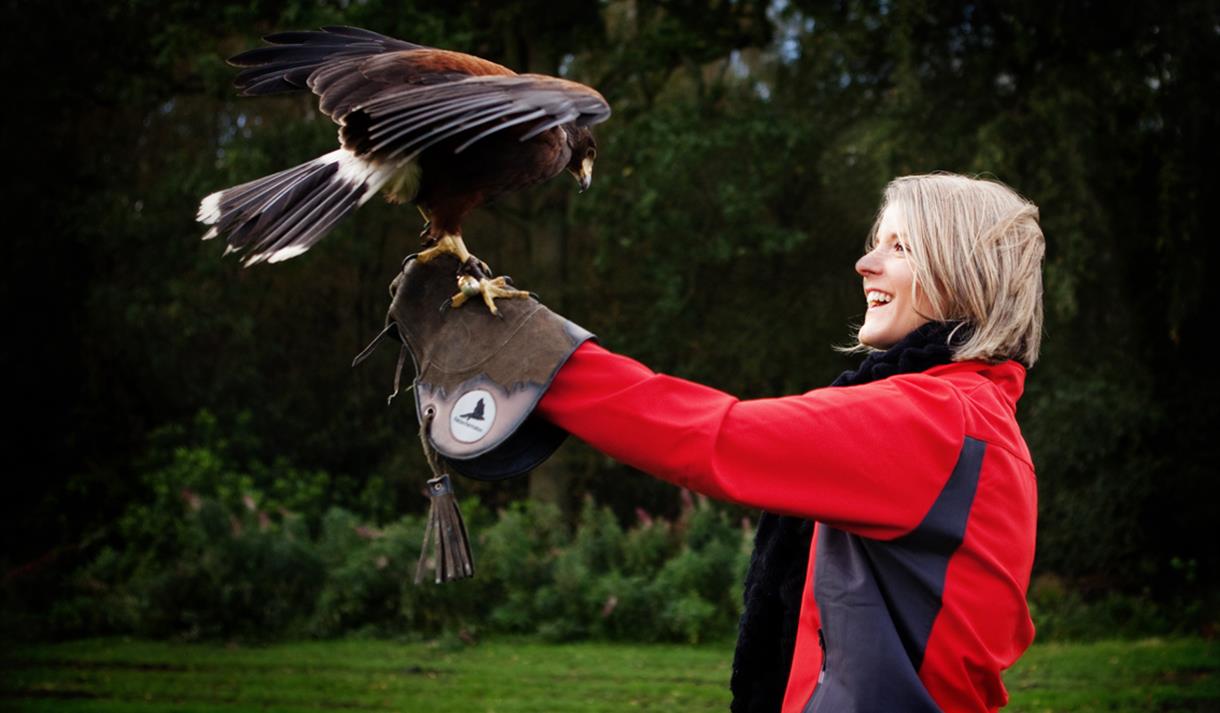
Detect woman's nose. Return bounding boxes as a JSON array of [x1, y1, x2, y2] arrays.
[[856, 247, 881, 276]]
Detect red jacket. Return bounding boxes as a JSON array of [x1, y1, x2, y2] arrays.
[[538, 341, 1037, 712]]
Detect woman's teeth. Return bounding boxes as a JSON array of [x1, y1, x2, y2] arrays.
[[866, 290, 893, 308]]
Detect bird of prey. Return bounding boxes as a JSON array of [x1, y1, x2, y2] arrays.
[[196, 26, 611, 313], [458, 398, 486, 421]]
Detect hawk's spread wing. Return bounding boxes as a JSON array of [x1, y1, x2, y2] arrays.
[[339, 73, 611, 162], [228, 27, 610, 163]]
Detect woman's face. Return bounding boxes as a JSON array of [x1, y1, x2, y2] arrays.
[[855, 203, 933, 349]]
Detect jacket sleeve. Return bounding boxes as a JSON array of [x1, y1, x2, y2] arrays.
[[537, 341, 967, 540]]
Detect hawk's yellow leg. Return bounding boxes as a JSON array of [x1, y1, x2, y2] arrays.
[[416, 233, 474, 265]]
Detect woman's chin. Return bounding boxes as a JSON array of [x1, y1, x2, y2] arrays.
[[858, 326, 892, 350]]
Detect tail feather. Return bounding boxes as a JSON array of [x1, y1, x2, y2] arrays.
[[197, 149, 395, 266], [248, 170, 348, 258], [265, 190, 360, 263]]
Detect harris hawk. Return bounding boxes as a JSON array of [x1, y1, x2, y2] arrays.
[[197, 26, 611, 313]]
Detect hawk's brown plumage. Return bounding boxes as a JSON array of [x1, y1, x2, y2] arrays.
[[198, 26, 610, 269]]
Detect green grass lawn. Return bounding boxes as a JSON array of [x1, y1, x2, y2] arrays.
[[1, 637, 1216, 712]]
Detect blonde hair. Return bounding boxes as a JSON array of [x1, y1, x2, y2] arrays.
[[861, 173, 1045, 366]]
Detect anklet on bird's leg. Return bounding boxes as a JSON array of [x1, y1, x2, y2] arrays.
[[450, 275, 530, 316], [449, 255, 530, 315]]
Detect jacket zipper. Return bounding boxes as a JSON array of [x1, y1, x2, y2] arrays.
[[817, 627, 827, 684]]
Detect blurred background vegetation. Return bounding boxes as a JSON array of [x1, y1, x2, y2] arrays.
[[2, 0, 1217, 643]]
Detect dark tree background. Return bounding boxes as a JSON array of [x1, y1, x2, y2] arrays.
[[4, 0, 1218, 620]]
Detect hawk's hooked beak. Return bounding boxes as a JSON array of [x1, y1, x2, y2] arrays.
[[571, 156, 594, 193]]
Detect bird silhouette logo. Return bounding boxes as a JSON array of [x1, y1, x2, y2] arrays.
[[459, 398, 486, 421], [449, 389, 495, 443]]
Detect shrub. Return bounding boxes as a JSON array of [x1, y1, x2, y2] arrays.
[[478, 500, 568, 634], [24, 446, 754, 644], [1027, 572, 1219, 641], [133, 498, 324, 641]]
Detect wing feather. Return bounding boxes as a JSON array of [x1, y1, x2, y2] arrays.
[[369, 103, 509, 156], [517, 111, 582, 142], [451, 108, 549, 154], [342, 75, 611, 161], [367, 93, 498, 138], [396, 107, 547, 161], [228, 26, 420, 97]]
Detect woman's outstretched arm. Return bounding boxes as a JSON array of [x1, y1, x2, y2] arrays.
[[537, 341, 966, 540]]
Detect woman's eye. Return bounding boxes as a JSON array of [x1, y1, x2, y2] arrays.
[[894, 242, 905, 253]]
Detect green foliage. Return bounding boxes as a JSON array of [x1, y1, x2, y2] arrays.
[[134, 500, 324, 640], [19, 488, 748, 643], [622, 514, 674, 577], [1027, 573, 1219, 642], [10, 408, 400, 641], [477, 500, 569, 633], [310, 507, 419, 636], [1024, 365, 1166, 581], [529, 496, 749, 643], [473, 496, 749, 644]]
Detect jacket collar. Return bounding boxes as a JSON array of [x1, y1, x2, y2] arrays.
[[925, 360, 1027, 411]]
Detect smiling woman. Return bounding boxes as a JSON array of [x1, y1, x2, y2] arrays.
[[391, 171, 1047, 712], [854, 174, 1046, 365]]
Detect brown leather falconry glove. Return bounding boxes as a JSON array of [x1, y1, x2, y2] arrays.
[[354, 253, 594, 481]]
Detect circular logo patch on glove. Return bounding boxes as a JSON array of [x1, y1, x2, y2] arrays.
[[450, 389, 496, 443]]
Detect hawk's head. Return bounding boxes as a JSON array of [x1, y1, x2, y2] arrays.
[[565, 126, 597, 193]]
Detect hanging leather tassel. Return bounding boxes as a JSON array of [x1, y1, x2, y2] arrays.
[[415, 409, 474, 584]]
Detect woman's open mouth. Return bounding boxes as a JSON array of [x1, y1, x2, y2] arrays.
[[866, 290, 893, 309]]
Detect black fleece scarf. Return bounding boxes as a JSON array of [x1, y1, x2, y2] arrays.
[[728, 321, 962, 713]]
